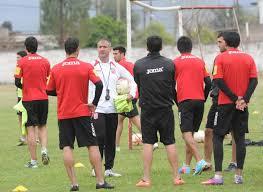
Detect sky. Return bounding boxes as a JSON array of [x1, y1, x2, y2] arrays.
[[0, 0, 40, 33], [0, 0, 256, 33]]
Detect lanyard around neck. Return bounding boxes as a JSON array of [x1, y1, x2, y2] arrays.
[[98, 62, 111, 89]]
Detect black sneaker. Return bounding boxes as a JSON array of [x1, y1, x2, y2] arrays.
[[96, 181, 114, 189], [70, 185, 79, 191], [224, 163, 237, 172]]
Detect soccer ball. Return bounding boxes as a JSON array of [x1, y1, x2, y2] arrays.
[[116, 78, 130, 95], [132, 133, 142, 145], [194, 130, 205, 143]]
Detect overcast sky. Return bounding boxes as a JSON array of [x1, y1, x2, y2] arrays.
[[0, 0, 255, 33]]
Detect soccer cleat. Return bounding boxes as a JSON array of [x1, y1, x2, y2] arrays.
[[91, 168, 96, 177], [203, 162, 212, 171], [173, 178, 185, 185], [178, 164, 191, 174], [96, 181, 114, 189], [136, 179, 151, 187], [202, 177, 224, 185], [17, 137, 26, 146], [42, 153, 50, 165], [105, 169, 121, 177], [224, 162, 237, 172], [70, 185, 79, 191], [193, 159, 207, 175], [24, 161, 38, 168], [234, 175, 243, 184]]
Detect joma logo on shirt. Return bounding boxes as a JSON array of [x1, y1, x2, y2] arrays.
[[62, 61, 80, 66], [146, 67, 164, 74], [28, 56, 42, 60]]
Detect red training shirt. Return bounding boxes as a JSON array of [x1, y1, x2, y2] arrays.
[[174, 53, 210, 103], [118, 57, 138, 99], [119, 57, 134, 76], [47, 57, 101, 119], [14, 53, 50, 101], [213, 48, 257, 105]]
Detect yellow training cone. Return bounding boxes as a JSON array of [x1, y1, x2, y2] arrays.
[[252, 111, 259, 114], [74, 162, 85, 168], [12, 185, 28, 192]]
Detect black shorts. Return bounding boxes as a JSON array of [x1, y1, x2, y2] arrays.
[[119, 99, 139, 118], [214, 104, 249, 136], [141, 107, 175, 145], [178, 100, 204, 133], [206, 102, 217, 129], [58, 116, 97, 149], [17, 97, 22, 116], [22, 100, 48, 127]]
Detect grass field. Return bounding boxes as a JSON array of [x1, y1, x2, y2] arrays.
[[0, 79, 262, 192]]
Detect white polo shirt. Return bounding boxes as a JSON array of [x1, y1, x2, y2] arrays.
[[89, 58, 137, 113]]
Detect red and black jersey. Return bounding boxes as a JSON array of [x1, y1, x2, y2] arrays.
[[213, 48, 258, 105], [14, 53, 50, 101], [47, 57, 101, 119], [174, 53, 210, 103]]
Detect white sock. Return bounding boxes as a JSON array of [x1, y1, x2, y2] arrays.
[[41, 147, 47, 154], [31, 159, 37, 165], [214, 174, 223, 179]]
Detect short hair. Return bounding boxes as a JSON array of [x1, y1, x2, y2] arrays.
[[24, 36, 38, 53], [64, 37, 79, 55], [97, 38, 111, 47], [113, 46, 126, 55], [177, 36, 192, 53], [147, 36, 162, 52], [17, 50, 27, 57], [220, 31, 240, 48]]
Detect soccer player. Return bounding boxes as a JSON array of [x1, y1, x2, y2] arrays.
[[202, 31, 258, 185], [174, 36, 212, 175], [89, 39, 137, 177], [47, 37, 114, 191], [134, 36, 184, 187], [112, 46, 141, 151], [14, 36, 50, 168], [204, 32, 237, 171], [15, 50, 27, 146]]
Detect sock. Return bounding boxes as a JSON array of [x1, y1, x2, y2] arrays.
[[214, 174, 223, 179], [41, 147, 47, 154], [31, 159, 37, 165]]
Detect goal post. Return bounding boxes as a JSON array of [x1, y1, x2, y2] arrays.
[[126, 0, 243, 59]]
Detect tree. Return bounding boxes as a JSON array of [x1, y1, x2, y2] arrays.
[[1, 21, 12, 31], [133, 22, 174, 47], [40, 0, 91, 46], [79, 15, 126, 48]]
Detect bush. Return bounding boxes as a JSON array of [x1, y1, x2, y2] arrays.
[[79, 15, 126, 48]]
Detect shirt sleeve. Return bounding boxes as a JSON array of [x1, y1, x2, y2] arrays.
[[203, 63, 210, 78], [249, 57, 258, 78], [14, 60, 23, 78], [213, 55, 223, 79], [89, 66, 101, 84], [46, 70, 56, 91], [119, 64, 137, 98]]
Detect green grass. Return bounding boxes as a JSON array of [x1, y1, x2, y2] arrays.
[[0, 79, 262, 192]]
